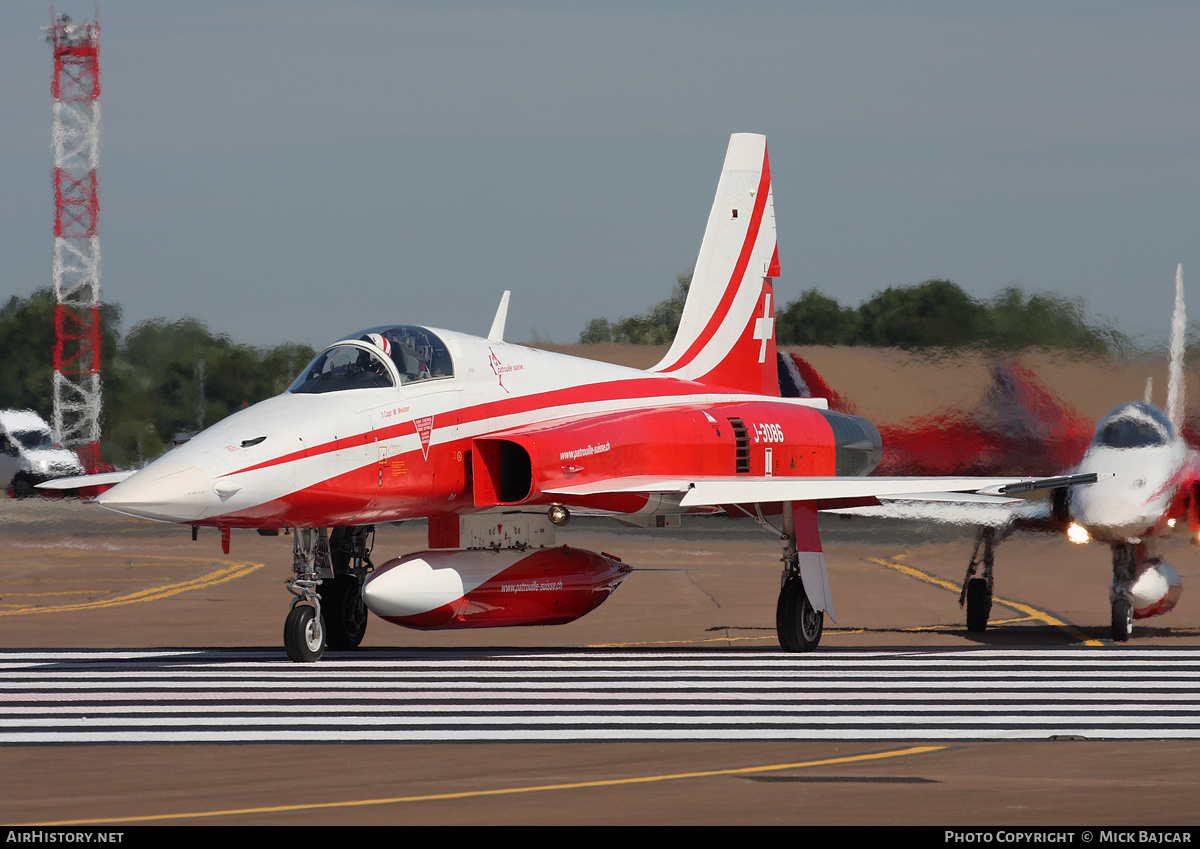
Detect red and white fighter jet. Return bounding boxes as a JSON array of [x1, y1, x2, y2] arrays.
[[829, 266, 1196, 642], [84, 134, 1090, 661]]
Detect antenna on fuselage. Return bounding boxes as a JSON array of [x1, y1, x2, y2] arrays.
[[488, 290, 511, 342], [1167, 264, 1186, 433]]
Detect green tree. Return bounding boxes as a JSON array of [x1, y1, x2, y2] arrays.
[[985, 285, 1126, 354], [775, 289, 861, 345], [857, 279, 988, 348], [0, 291, 58, 419], [579, 317, 615, 344], [0, 291, 315, 467], [111, 318, 314, 452], [583, 272, 1127, 356], [0, 289, 121, 425]]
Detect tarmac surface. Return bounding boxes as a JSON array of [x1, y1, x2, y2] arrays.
[[3, 498, 1200, 826]]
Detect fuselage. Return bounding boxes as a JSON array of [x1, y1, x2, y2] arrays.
[[1069, 402, 1192, 543], [97, 325, 881, 529]]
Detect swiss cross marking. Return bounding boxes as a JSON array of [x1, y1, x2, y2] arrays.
[[752, 294, 774, 364]]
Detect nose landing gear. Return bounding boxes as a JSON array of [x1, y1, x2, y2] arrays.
[[284, 604, 325, 663], [1110, 543, 1136, 642], [283, 526, 375, 662]]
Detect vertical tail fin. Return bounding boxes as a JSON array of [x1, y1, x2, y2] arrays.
[[1167, 264, 1186, 433], [652, 133, 780, 395]]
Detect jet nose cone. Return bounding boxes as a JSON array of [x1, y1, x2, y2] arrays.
[[1071, 486, 1154, 542], [96, 461, 213, 522]]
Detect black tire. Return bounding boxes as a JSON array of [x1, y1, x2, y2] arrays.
[[776, 577, 823, 652], [284, 604, 325, 663], [1051, 487, 1071, 526], [1111, 598, 1133, 643], [11, 475, 35, 499], [321, 575, 368, 650], [965, 578, 991, 633]]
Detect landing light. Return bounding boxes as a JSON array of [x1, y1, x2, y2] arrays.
[[1067, 523, 1090, 544], [548, 504, 571, 526]]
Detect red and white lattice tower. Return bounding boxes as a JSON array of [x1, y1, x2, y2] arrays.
[[46, 11, 102, 472]]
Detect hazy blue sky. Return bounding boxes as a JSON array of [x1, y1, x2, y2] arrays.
[[2, 1, 1198, 349]]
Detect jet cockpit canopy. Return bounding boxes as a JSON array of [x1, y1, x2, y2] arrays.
[[1092, 401, 1175, 450], [288, 325, 454, 395]]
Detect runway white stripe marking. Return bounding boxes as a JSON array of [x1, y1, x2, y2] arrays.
[[4, 648, 1197, 662], [4, 647, 1200, 743]]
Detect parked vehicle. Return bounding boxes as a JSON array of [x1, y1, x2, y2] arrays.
[[0, 410, 85, 497]]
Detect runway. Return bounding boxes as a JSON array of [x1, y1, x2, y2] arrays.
[[5, 500, 1200, 824], [6, 646, 1200, 744]]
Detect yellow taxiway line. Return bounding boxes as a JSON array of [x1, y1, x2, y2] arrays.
[[0, 560, 265, 616], [870, 556, 1103, 646], [26, 745, 948, 825]]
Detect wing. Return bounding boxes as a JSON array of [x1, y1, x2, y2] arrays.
[[830, 496, 1053, 528], [36, 471, 135, 490], [543, 472, 1095, 510]]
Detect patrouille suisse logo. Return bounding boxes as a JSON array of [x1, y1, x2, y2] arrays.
[[488, 347, 524, 393]]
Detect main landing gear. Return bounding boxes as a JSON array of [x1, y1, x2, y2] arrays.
[[325, 526, 374, 650], [777, 576, 822, 652], [775, 501, 823, 652], [961, 527, 996, 633], [284, 525, 375, 662]]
